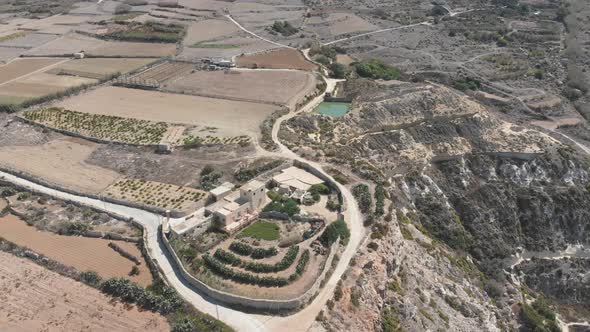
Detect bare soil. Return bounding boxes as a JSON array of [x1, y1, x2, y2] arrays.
[[0, 250, 168, 331], [166, 69, 317, 106], [89, 41, 177, 57], [0, 136, 121, 193], [0, 214, 152, 286], [183, 19, 240, 45], [236, 48, 319, 71], [0, 73, 97, 98], [55, 86, 279, 137], [0, 58, 64, 84], [48, 58, 156, 79]]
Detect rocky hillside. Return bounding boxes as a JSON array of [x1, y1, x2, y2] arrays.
[[284, 80, 590, 331]]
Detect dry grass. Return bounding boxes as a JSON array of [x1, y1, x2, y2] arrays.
[[48, 58, 156, 79], [236, 48, 318, 71]]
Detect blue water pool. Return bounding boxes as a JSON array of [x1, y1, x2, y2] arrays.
[[314, 102, 350, 118]]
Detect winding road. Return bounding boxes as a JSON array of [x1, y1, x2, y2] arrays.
[[0, 69, 362, 332]]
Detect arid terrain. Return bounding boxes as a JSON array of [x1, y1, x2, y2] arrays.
[[0, 0, 588, 331]]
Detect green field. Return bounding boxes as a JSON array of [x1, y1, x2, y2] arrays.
[[0, 95, 30, 106], [237, 221, 280, 241], [189, 42, 239, 49]]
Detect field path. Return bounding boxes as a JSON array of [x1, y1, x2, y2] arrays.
[[324, 21, 432, 46], [0, 58, 69, 88]]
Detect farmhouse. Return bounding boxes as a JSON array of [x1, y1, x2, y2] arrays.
[[272, 166, 324, 192], [205, 179, 266, 233]]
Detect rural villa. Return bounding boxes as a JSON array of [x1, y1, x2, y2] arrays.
[[166, 165, 326, 237]]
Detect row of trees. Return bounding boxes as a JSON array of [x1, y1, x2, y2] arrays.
[[352, 184, 372, 213], [214, 246, 300, 273], [202, 254, 289, 287], [229, 241, 278, 259]]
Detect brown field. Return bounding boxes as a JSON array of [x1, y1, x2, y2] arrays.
[[48, 58, 156, 79], [0, 251, 169, 332], [0, 73, 97, 98], [89, 41, 177, 57], [55, 86, 278, 137], [327, 12, 378, 36], [24, 34, 107, 56], [0, 46, 27, 63], [0, 137, 120, 193], [0, 58, 65, 85], [0, 214, 152, 286], [131, 61, 194, 83], [167, 69, 317, 106], [184, 19, 240, 45], [236, 48, 318, 71]]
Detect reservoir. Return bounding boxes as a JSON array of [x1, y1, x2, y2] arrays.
[[314, 102, 350, 118]]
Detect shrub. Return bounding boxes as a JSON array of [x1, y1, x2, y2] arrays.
[[354, 59, 401, 80], [79, 270, 102, 287], [374, 184, 386, 216], [294, 249, 310, 275], [329, 63, 348, 79], [251, 247, 278, 259], [228, 241, 253, 256], [100, 277, 183, 314], [202, 254, 289, 287], [352, 184, 372, 213], [320, 219, 350, 246], [453, 77, 481, 91], [61, 221, 90, 235], [382, 306, 402, 332], [271, 21, 298, 36], [263, 199, 300, 216], [310, 183, 330, 195], [234, 160, 282, 182]]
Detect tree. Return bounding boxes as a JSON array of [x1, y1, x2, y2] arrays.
[[320, 219, 350, 246], [114, 3, 132, 14], [329, 63, 348, 79]]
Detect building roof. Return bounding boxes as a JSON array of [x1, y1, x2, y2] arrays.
[[241, 179, 265, 192], [169, 208, 210, 235], [209, 182, 234, 196], [273, 166, 324, 191]]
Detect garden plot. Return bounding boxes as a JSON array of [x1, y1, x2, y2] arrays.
[[0, 137, 120, 193], [183, 19, 239, 45], [0, 214, 152, 286], [0, 57, 65, 84], [103, 179, 207, 212], [0, 251, 168, 332], [236, 48, 318, 71], [55, 86, 279, 138], [23, 107, 170, 145], [47, 57, 155, 79], [166, 69, 317, 106], [0, 32, 58, 48]]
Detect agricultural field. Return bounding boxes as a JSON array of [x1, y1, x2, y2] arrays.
[[130, 60, 194, 84], [0, 214, 152, 286], [47, 58, 155, 79], [23, 107, 170, 145], [0, 57, 65, 84], [166, 69, 317, 106], [55, 86, 279, 138], [102, 179, 207, 212], [0, 46, 27, 63], [0, 137, 120, 193], [236, 48, 318, 71], [0, 251, 168, 332], [179, 33, 278, 61], [183, 19, 239, 45], [0, 32, 58, 48], [23, 33, 107, 56], [89, 40, 177, 57]]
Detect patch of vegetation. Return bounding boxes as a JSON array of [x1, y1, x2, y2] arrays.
[[354, 59, 401, 80], [319, 219, 350, 246], [199, 166, 222, 191], [59, 221, 91, 236], [237, 221, 280, 241], [234, 160, 283, 183], [352, 184, 372, 213], [271, 21, 298, 36], [202, 254, 288, 287], [105, 21, 185, 43], [263, 197, 300, 217], [189, 42, 240, 49], [382, 306, 402, 332], [329, 62, 348, 79], [521, 301, 560, 332], [79, 270, 102, 287], [23, 107, 168, 145], [0, 31, 27, 42], [453, 77, 481, 91], [228, 241, 278, 259], [374, 184, 386, 216]]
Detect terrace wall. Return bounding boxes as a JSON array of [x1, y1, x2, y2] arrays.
[[160, 225, 339, 312]]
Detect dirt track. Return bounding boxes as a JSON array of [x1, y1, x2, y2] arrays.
[[0, 250, 168, 332]]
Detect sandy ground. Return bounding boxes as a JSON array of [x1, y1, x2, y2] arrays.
[[236, 48, 318, 71], [183, 19, 240, 45], [0, 214, 152, 286], [301, 196, 338, 221], [0, 251, 168, 332], [166, 69, 316, 106], [55, 86, 278, 137], [48, 58, 156, 79], [0, 137, 120, 193], [0, 58, 64, 85]]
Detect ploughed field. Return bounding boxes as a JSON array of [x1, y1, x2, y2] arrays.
[[0, 214, 152, 286], [54, 86, 278, 138], [0, 251, 168, 331], [236, 48, 318, 71], [166, 69, 317, 106]]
